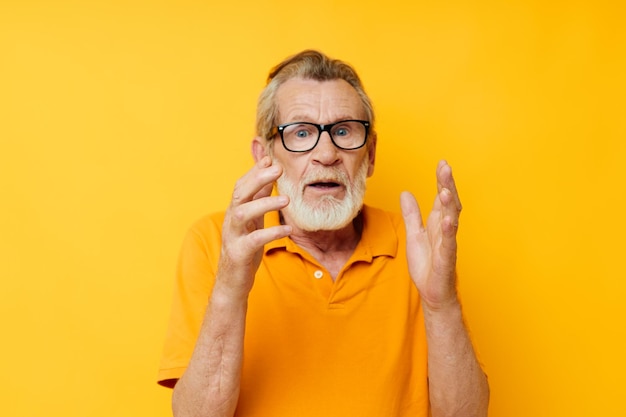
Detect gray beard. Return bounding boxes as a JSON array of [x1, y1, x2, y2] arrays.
[[275, 159, 369, 232]]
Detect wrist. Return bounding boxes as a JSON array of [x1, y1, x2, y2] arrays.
[[422, 296, 462, 318], [421, 290, 461, 312], [211, 278, 251, 307]]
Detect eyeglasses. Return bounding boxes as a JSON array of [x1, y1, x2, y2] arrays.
[[271, 120, 370, 153]]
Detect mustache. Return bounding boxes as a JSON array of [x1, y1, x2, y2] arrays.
[[300, 168, 349, 187]]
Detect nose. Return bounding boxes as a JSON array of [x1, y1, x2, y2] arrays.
[[311, 131, 340, 166]]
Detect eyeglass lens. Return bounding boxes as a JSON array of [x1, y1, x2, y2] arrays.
[[282, 121, 367, 152]]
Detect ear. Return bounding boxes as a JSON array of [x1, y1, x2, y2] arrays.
[[251, 137, 269, 162], [366, 133, 377, 177]]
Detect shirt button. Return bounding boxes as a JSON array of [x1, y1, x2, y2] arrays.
[[313, 270, 324, 279]]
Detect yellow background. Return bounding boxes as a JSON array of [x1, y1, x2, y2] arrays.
[[1, 0, 624, 416]]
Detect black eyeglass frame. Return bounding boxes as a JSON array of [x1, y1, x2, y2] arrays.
[[271, 119, 370, 153]]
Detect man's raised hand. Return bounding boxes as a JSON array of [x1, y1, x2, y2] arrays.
[[400, 160, 462, 311], [216, 156, 292, 299]]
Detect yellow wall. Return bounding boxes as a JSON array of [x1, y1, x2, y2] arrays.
[[1, 1, 624, 416]]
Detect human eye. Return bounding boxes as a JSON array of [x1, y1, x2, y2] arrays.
[[285, 123, 316, 140], [295, 128, 310, 138], [332, 123, 353, 138]]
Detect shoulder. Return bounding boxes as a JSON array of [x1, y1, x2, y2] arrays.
[[360, 205, 406, 258], [362, 205, 405, 233], [187, 211, 226, 239], [178, 211, 226, 262]]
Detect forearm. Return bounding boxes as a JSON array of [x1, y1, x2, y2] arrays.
[[172, 284, 248, 417], [424, 301, 489, 417]]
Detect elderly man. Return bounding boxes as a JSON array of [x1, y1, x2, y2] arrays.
[[158, 50, 489, 417]]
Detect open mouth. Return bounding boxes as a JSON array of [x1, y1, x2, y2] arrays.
[[308, 181, 341, 189]]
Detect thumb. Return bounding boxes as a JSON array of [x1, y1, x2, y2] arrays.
[[400, 191, 425, 236]]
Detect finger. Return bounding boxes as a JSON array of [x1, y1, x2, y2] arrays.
[[436, 160, 448, 195], [253, 181, 275, 201], [229, 194, 290, 233], [247, 224, 292, 249], [439, 213, 458, 266], [434, 163, 460, 253], [401, 191, 432, 282], [436, 160, 462, 213], [438, 188, 459, 261], [231, 157, 282, 206], [400, 191, 425, 236], [440, 190, 459, 236]]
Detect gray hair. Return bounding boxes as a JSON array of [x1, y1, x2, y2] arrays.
[[256, 50, 376, 145]]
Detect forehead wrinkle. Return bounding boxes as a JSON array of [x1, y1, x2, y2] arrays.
[[276, 78, 366, 125], [285, 114, 359, 124]]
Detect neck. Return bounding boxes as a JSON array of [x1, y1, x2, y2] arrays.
[[281, 211, 363, 279]]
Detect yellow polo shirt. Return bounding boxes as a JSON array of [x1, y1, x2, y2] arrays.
[[158, 205, 430, 416]]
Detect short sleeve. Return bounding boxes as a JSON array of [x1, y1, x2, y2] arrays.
[[157, 212, 225, 388]]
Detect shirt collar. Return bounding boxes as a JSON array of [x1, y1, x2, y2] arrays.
[[264, 205, 398, 260]]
